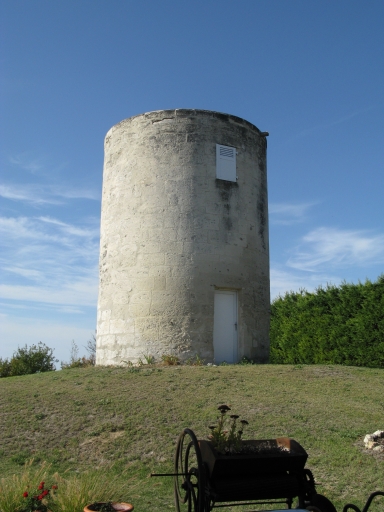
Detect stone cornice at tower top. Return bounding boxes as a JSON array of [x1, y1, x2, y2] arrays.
[[105, 109, 265, 141]]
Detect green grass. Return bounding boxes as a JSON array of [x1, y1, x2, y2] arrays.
[[0, 364, 383, 511]]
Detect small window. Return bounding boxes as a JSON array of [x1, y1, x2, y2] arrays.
[[216, 144, 237, 182]]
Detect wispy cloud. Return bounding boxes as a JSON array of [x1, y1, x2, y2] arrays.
[[37, 216, 100, 238], [287, 104, 382, 141], [0, 216, 99, 254], [0, 214, 99, 309], [2, 267, 43, 279], [9, 154, 46, 174], [287, 227, 384, 271], [0, 185, 63, 205], [0, 279, 98, 308], [0, 300, 87, 315], [270, 267, 340, 299], [0, 183, 99, 205], [269, 201, 317, 225], [51, 186, 100, 200]]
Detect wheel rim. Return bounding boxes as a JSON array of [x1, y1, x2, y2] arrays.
[[174, 428, 205, 512], [175, 431, 188, 507], [306, 494, 338, 512]]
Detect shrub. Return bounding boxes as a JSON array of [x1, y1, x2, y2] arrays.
[[0, 358, 12, 378], [61, 337, 96, 370], [237, 356, 254, 365], [185, 354, 205, 366], [270, 275, 384, 367], [0, 343, 57, 378], [85, 333, 96, 366], [161, 354, 180, 365]]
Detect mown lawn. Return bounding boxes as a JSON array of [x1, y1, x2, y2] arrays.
[[0, 364, 383, 511]]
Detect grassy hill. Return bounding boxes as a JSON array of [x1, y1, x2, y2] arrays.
[[0, 364, 383, 511]]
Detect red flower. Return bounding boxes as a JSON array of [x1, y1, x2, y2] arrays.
[[37, 494, 44, 500], [38, 481, 45, 490], [23, 492, 28, 498], [51, 485, 58, 490], [43, 489, 49, 496]]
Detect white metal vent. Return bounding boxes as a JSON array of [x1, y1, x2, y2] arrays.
[[219, 146, 235, 158], [216, 144, 236, 181]]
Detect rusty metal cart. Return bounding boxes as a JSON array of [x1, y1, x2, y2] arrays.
[[154, 428, 383, 512]]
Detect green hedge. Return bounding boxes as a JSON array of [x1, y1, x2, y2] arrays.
[[270, 275, 384, 367], [0, 342, 58, 377]]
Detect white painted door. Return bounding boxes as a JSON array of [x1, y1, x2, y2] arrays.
[[213, 291, 238, 364]]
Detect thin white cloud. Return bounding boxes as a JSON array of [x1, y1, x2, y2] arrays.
[[0, 215, 99, 252], [0, 279, 98, 308], [0, 185, 63, 205], [9, 154, 45, 173], [269, 201, 317, 225], [0, 183, 99, 205], [0, 216, 46, 241], [37, 216, 100, 237], [0, 213, 99, 310], [51, 186, 100, 200], [287, 227, 384, 271], [56, 306, 86, 314], [287, 104, 381, 141], [0, 301, 86, 315], [270, 267, 340, 300], [2, 266, 43, 279]]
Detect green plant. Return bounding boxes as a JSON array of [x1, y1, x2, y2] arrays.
[[85, 333, 97, 366], [50, 468, 136, 512], [0, 357, 12, 377], [19, 480, 57, 512], [161, 354, 179, 366], [270, 275, 384, 367], [208, 405, 248, 454], [0, 343, 58, 377], [0, 460, 52, 512], [61, 340, 95, 369], [185, 354, 205, 366], [142, 353, 156, 365], [237, 356, 254, 365]]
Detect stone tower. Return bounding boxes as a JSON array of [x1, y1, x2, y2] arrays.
[[96, 109, 270, 365]]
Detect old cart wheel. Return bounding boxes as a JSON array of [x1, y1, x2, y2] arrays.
[[305, 494, 337, 512], [174, 428, 205, 512]]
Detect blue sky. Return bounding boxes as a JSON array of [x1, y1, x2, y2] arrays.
[[1, 1, 384, 364]]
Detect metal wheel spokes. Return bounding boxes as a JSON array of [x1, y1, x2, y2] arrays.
[[174, 428, 205, 512], [184, 441, 200, 511]]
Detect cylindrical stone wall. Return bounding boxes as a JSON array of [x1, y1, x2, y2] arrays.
[[96, 109, 270, 365]]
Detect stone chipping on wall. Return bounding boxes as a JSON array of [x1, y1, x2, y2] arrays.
[[96, 109, 270, 365]]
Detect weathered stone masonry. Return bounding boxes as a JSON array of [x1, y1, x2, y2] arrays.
[[96, 109, 270, 365]]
